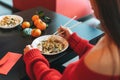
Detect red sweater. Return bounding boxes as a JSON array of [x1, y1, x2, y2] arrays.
[[23, 33, 120, 80]]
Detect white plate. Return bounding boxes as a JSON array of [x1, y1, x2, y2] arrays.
[[0, 15, 23, 29], [31, 35, 69, 55]]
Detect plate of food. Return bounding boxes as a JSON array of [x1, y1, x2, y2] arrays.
[[31, 35, 69, 55], [0, 15, 23, 29]]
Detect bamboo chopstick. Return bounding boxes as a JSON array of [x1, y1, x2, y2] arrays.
[[53, 16, 77, 35], [63, 16, 77, 27], [56, 21, 82, 35], [68, 21, 82, 29]]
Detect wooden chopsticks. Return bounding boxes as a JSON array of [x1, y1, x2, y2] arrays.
[[55, 22, 82, 35], [53, 16, 77, 35], [53, 16, 82, 35]]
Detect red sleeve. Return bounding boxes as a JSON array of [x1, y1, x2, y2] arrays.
[[68, 33, 93, 57], [23, 49, 62, 80]]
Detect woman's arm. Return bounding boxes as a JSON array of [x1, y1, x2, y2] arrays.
[[23, 49, 62, 80], [68, 33, 93, 57], [57, 26, 93, 57]]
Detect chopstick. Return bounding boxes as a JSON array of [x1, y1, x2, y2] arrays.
[[63, 16, 77, 27], [69, 21, 82, 29], [53, 16, 77, 35], [56, 21, 82, 35]]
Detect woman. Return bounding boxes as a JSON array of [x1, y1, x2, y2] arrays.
[[23, 0, 120, 80]]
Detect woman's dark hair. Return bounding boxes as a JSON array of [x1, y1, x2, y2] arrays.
[[95, 0, 120, 47], [94, 0, 120, 78]]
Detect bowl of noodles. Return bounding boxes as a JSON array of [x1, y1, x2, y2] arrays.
[[0, 15, 23, 29], [31, 35, 69, 55]]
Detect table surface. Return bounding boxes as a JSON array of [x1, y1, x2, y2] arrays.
[[0, 7, 103, 80]]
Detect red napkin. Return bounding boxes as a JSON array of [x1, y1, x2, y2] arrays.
[[0, 52, 22, 75]]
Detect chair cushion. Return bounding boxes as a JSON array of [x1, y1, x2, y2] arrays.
[[13, 0, 93, 19]]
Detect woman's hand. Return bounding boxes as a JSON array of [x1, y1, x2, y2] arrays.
[[57, 26, 73, 40], [24, 45, 34, 55]]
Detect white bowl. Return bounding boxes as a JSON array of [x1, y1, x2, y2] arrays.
[[31, 35, 69, 55]]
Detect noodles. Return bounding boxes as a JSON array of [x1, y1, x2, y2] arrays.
[[37, 35, 65, 54], [0, 15, 21, 28]]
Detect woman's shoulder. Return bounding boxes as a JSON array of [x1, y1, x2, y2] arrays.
[[84, 39, 120, 76]]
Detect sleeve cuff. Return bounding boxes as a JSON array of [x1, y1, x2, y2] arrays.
[[23, 49, 49, 67], [68, 33, 82, 48]]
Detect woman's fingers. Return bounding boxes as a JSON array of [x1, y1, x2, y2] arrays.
[[26, 45, 32, 48], [24, 45, 33, 54]]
